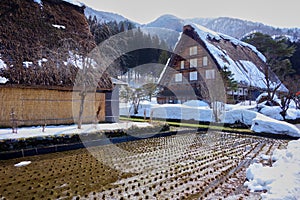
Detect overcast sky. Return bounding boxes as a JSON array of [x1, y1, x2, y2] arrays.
[[79, 0, 300, 28]]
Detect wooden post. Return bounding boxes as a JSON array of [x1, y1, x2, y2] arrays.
[[10, 108, 17, 134], [150, 110, 154, 124]]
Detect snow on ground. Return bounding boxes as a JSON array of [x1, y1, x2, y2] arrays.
[[220, 109, 258, 126], [0, 122, 152, 140], [14, 161, 32, 167], [245, 139, 300, 199], [182, 100, 210, 108], [251, 114, 300, 137], [256, 92, 279, 103], [224, 101, 257, 111], [1, 100, 299, 140], [120, 100, 214, 122], [151, 104, 213, 122], [121, 100, 300, 137], [259, 106, 284, 121], [257, 103, 300, 121]]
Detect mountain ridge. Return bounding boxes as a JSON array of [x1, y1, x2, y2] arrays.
[[85, 7, 300, 42]]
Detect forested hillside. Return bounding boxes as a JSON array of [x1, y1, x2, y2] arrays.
[[242, 33, 300, 93], [87, 16, 171, 79]]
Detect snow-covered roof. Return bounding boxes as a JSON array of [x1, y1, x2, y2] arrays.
[[111, 78, 128, 86], [62, 0, 84, 7], [180, 23, 288, 92]]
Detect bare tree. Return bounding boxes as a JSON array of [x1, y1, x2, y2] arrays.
[[280, 94, 292, 120], [263, 64, 283, 105]]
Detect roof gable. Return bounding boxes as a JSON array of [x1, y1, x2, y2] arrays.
[[180, 24, 288, 92]]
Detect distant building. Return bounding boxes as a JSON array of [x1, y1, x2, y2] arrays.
[[157, 24, 288, 104]]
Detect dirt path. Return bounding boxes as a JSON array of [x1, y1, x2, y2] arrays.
[[0, 131, 290, 200]]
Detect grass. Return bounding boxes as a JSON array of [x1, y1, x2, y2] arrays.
[[119, 116, 253, 133]]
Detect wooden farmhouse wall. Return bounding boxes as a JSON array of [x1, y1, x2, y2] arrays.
[[158, 27, 226, 104], [0, 86, 106, 127]]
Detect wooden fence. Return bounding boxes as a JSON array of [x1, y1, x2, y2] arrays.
[[0, 86, 106, 127]]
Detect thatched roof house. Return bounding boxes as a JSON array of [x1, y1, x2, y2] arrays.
[[158, 24, 288, 104], [0, 0, 117, 127]]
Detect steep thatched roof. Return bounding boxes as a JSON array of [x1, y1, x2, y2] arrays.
[[179, 24, 288, 92], [0, 0, 112, 90]]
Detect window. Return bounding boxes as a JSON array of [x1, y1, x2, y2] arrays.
[[189, 46, 197, 55], [180, 61, 185, 69], [205, 69, 215, 79], [203, 56, 208, 66], [175, 73, 182, 82], [189, 58, 197, 68], [190, 71, 198, 81]]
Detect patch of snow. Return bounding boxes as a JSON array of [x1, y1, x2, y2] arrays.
[[38, 58, 48, 67], [189, 23, 267, 62], [225, 101, 257, 111], [0, 57, 7, 69], [0, 77, 8, 84], [62, 0, 83, 7], [286, 108, 300, 120], [151, 104, 210, 121], [220, 109, 258, 126], [0, 122, 152, 140], [251, 114, 300, 137], [260, 154, 271, 160], [66, 52, 97, 69], [183, 100, 210, 108], [173, 32, 183, 51], [245, 139, 300, 199], [192, 23, 221, 41], [23, 61, 33, 68], [259, 106, 283, 121], [121, 99, 300, 136], [256, 92, 279, 103], [33, 0, 42, 6], [157, 58, 170, 84], [120, 101, 214, 122], [255, 97, 300, 121], [238, 60, 267, 88], [14, 161, 32, 167], [52, 24, 66, 29]]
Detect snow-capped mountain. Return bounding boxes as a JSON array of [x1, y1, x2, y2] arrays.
[[143, 15, 300, 47], [145, 15, 300, 40], [84, 7, 138, 25], [189, 17, 300, 41], [85, 8, 300, 46], [145, 14, 184, 32]]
